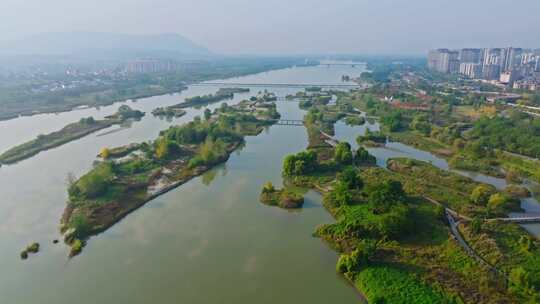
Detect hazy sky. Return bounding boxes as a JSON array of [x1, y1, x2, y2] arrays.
[[1, 0, 539, 55]]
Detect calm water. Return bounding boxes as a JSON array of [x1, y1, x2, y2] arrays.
[[0, 65, 366, 303]]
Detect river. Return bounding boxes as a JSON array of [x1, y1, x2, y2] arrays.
[[0, 65, 366, 303], [2, 62, 539, 303]]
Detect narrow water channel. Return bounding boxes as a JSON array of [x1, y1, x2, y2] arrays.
[[334, 119, 540, 235]]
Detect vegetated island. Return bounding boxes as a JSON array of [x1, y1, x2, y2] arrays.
[[151, 88, 250, 118], [0, 105, 144, 165], [176, 88, 250, 108], [151, 106, 187, 118], [259, 182, 304, 209], [20, 242, 40, 260], [60, 98, 280, 256]]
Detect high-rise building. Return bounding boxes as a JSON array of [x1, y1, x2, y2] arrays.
[[503, 47, 523, 71], [428, 49, 459, 73], [483, 48, 502, 66], [536, 57, 540, 72], [482, 64, 501, 80], [459, 63, 482, 78], [427, 50, 442, 71], [460, 48, 482, 63]]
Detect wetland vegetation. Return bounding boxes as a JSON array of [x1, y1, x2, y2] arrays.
[[0, 105, 144, 165]]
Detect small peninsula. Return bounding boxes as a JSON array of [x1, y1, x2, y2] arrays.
[[0, 105, 144, 165], [61, 98, 279, 255]]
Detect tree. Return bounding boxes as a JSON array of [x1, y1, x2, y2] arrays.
[[100, 147, 111, 159], [509, 267, 533, 295], [519, 236, 535, 253], [282, 151, 318, 177], [410, 114, 431, 135], [339, 167, 363, 190], [204, 108, 212, 120], [487, 193, 509, 212], [470, 185, 494, 206], [334, 142, 353, 165], [336, 240, 377, 274], [155, 137, 170, 160], [368, 180, 405, 213], [470, 217, 483, 234], [262, 181, 275, 193], [332, 181, 353, 206], [354, 147, 376, 165], [435, 205, 446, 221]]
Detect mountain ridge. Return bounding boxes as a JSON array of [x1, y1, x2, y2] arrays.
[[0, 32, 211, 57]]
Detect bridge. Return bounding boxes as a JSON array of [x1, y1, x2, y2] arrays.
[[320, 63, 363, 67], [487, 217, 540, 224], [276, 119, 304, 126], [191, 83, 359, 89]]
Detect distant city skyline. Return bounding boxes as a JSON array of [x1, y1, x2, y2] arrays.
[[428, 47, 540, 91], [1, 0, 540, 55]]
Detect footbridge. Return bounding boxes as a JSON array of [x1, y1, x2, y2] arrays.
[[276, 119, 304, 126], [487, 217, 540, 224]]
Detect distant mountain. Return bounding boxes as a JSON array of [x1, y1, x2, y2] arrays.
[[0, 32, 211, 58]]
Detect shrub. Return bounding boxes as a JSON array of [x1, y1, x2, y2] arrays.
[[74, 162, 114, 199], [99, 147, 110, 159], [262, 181, 275, 193], [470, 185, 494, 206], [334, 142, 353, 165], [368, 180, 406, 213], [339, 167, 363, 190], [71, 214, 91, 238], [355, 147, 376, 165]]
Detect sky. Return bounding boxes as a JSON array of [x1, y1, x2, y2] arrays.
[[1, 0, 539, 55]]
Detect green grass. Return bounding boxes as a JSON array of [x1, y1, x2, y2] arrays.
[[461, 221, 540, 288], [355, 264, 454, 304], [496, 152, 540, 183], [389, 131, 451, 156]]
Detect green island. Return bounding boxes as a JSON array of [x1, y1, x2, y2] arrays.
[[176, 88, 250, 108], [60, 98, 279, 256], [344, 115, 366, 126], [259, 182, 304, 209], [20, 242, 40, 260], [258, 83, 540, 303], [0, 105, 144, 165], [151, 106, 187, 118]]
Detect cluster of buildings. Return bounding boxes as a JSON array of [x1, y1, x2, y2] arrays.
[[124, 59, 180, 74], [428, 48, 540, 91]]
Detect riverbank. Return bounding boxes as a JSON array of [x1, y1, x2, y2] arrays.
[[0, 105, 144, 165]]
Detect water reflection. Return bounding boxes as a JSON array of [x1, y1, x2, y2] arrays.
[[0, 64, 370, 304]]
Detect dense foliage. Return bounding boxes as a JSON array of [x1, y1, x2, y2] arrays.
[[282, 150, 318, 176], [469, 115, 540, 158]]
